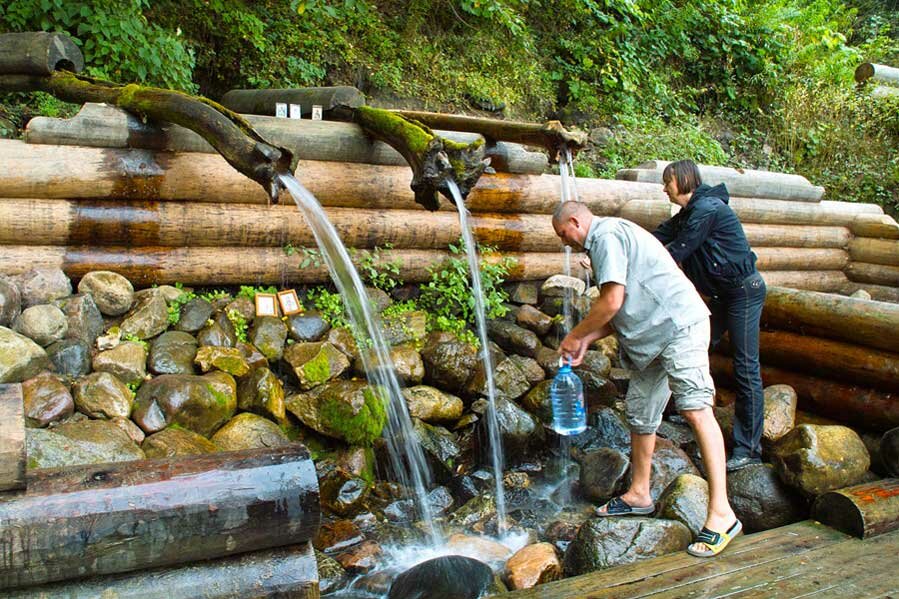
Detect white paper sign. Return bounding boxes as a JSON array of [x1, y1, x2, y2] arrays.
[[311, 105, 323, 121], [289, 104, 302, 119], [275, 103, 288, 118]]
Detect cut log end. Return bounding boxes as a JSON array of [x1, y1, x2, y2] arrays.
[[813, 479, 899, 538]]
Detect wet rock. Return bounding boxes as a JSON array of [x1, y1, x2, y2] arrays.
[[727, 463, 805, 532], [54, 294, 104, 346], [131, 371, 236, 436], [655, 473, 709, 536], [249, 315, 288, 361], [420, 332, 478, 395], [16, 268, 71, 308], [515, 305, 554, 336], [649, 440, 700, 501], [72, 371, 133, 419], [22, 372, 73, 427], [485, 397, 545, 461], [714, 404, 735, 452], [196, 321, 235, 348], [120, 290, 169, 340], [882, 427, 899, 477], [382, 310, 428, 346], [319, 465, 371, 517], [111, 415, 145, 444], [535, 345, 562, 377], [544, 520, 580, 554], [771, 424, 870, 496], [142, 426, 218, 458], [286, 310, 330, 342], [211, 412, 290, 451], [27, 419, 144, 468], [563, 517, 691, 575], [151, 285, 188, 304], [508, 281, 540, 305], [591, 335, 619, 365], [388, 555, 503, 599], [326, 327, 358, 358], [92, 341, 147, 386], [0, 278, 21, 327], [366, 287, 392, 313], [486, 320, 540, 358], [403, 385, 464, 423], [174, 297, 215, 333], [448, 494, 497, 529], [149, 331, 197, 375], [471, 355, 531, 401], [413, 418, 461, 482], [608, 367, 630, 394], [428, 486, 455, 515], [383, 498, 416, 523], [96, 326, 121, 351], [194, 345, 250, 376], [313, 519, 365, 553], [656, 420, 695, 448], [46, 338, 91, 377], [358, 343, 424, 384], [237, 366, 286, 423], [77, 271, 134, 316], [335, 540, 383, 574], [571, 407, 631, 456], [763, 384, 797, 443], [450, 474, 481, 505], [578, 448, 629, 502], [285, 380, 386, 445], [521, 380, 553, 424], [506, 542, 562, 590], [446, 533, 513, 564], [334, 446, 376, 481], [541, 274, 585, 299], [13, 304, 68, 346], [283, 341, 351, 390], [575, 351, 615, 403], [0, 326, 51, 383], [315, 550, 349, 595], [223, 296, 252, 320]]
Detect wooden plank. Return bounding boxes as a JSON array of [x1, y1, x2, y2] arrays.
[[503, 521, 848, 599], [813, 478, 899, 538], [0, 383, 25, 491]]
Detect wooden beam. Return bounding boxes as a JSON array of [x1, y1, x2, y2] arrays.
[[813, 479, 899, 538], [846, 262, 899, 287], [0, 445, 320, 589], [0, 32, 83, 76], [221, 85, 365, 118], [759, 271, 849, 293], [855, 63, 899, 85], [0, 383, 25, 492], [850, 214, 899, 239]]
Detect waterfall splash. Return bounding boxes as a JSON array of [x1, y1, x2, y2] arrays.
[[444, 178, 508, 533], [278, 173, 440, 545]]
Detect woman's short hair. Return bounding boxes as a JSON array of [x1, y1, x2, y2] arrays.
[[662, 160, 702, 195]]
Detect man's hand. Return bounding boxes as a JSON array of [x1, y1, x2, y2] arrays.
[[559, 333, 590, 366]]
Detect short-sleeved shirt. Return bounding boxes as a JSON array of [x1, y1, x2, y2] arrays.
[[585, 217, 709, 370]]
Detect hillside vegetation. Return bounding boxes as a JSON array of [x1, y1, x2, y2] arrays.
[[1, 0, 897, 213]]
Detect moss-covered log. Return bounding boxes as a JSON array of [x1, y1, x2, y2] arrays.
[[353, 106, 488, 210], [0, 71, 294, 200], [0, 32, 83, 76]]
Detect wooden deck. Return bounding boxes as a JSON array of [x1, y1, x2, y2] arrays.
[[502, 520, 899, 598]]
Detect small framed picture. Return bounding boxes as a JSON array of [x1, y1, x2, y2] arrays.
[[277, 289, 303, 316], [255, 293, 279, 317], [275, 102, 288, 118], [289, 103, 302, 119], [311, 105, 323, 121]]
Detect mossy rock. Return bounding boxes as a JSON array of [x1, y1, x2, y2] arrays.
[[283, 341, 350, 390], [236, 366, 287, 424], [142, 426, 218, 458], [285, 380, 386, 445], [194, 345, 250, 376], [211, 412, 291, 451], [131, 370, 237, 437]]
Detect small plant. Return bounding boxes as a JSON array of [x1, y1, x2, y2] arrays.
[[199, 289, 230, 303], [167, 284, 197, 326], [299, 247, 323, 269], [226, 308, 248, 343], [306, 286, 349, 329], [121, 333, 149, 351], [237, 285, 278, 301], [283, 242, 297, 256], [126, 380, 142, 395], [355, 243, 403, 291]]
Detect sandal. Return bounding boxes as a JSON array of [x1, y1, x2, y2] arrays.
[[595, 496, 655, 517], [687, 520, 742, 557]]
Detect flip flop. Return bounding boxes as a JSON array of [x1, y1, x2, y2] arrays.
[[687, 520, 743, 557], [595, 496, 655, 517]]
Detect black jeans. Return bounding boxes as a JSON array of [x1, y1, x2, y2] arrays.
[[710, 271, 767, 459]]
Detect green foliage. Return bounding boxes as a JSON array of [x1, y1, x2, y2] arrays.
[[199, 289, 230, 303], [226, 308, 248, 343], [167, 287, 197, 326], [121, 333, 148, 351], [306, 287, 349, 329], [237, 285, 277, 301], [353, 244, 403, 291]]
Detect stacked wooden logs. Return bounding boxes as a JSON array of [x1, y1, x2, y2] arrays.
[[3, 102, 899, 301]]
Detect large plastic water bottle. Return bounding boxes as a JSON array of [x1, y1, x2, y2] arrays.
[[550, 358, 586, 435]]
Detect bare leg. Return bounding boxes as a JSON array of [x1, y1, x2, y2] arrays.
[[596, 431, 655, 513], [681, 407, 736, 533]]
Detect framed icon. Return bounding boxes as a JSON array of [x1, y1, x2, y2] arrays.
[[277, 289, 303, 316], [275, 103, 288, 118], [255, 293, 279, 317], [311, 105, 323, 120], [289, 103, 302, 119]]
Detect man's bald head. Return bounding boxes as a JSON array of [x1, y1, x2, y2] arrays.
[[552, 201, 593, 250], [552, 201, 592, 226]]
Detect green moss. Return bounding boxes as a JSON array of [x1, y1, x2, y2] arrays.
[[356, 106, 434, 155], [206, 383, 230, 408], [300, 347, 332, 387], [319, 386, 387, 446]]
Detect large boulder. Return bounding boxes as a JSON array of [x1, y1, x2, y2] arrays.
[[381, 310, 427, 346], [13, 304, 68, 347], [486, 320, 540, 358], [420, 332, 478, 395], [570, 407, 631, 456], [174, 297, 215, 333], [356, 344, 424, 384], [285, 380, 386, 445], [26, 419, 144, 468], [16, 268, 71, 308], [521, 380, 553, 424], [578, 447, 630, 502], [0, 326, 50, 383], [120, 290, 169, 340], [196, 321, 236, 348], [727, 463, 805, 532], [237, 366, 286, 424], [763, 384, 797, 443], [388, 555, 504, 599], [487, 397, 545, 461], [77, 271, 134, 316], [515, 304, 554, 336], [505, 542, 562, 590], [22, 372, 73, 427], [142, 426, 219, 458], [648, 440, 701, 501], [54, 294, 104, 346], [211, 412, 291, 451], [655, 473, 710, 536], [149, 331, 198, 375], [467, 355, 531, 400], [771, 424, 870, 496], [92, 341, 147, 386], [249, 315, 288, 361], [563, 517, 691, 575], [0, 277, 21, 327], [286, 310, 330, 342], [283, 341, 351, 390], [402, 385, 464, 423], [46, 338, 92, 377], [413, 418, 462, 482], [131, 371, 237, 437], [72, 371, 133, 419]]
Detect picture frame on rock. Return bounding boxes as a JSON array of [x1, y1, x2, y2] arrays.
[[277, 289, 303, 316], [255, 293, 279, 317]]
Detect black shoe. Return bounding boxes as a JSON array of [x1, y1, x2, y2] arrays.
[[726, 455, 762, 472]]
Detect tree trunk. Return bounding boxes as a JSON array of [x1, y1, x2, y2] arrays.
[[3, 543, 320, 599], [0, 32, 83, 76], [762, 286, 899, 353], [754, 248, 848, 271], [0, 140, 634, 214], [849, 238, 899, 267], [636, 160, 813, 186], [759, 271, 849, 293], [846, 262, 899, 287], [855, 63, 899, 85], [0, 245, 587, 286], [710, 354, 899, 431], [25, 102, 549, 175], [0, 71, 294, 200], [0, 444, 320, 590], [221, 85, 365, 119], [813, 478, 899, 538], [0, 384, 25, 492], [741, 224, 851, 248], [616, 166, 824, 202], [846, 282, 899, 304], [850, 214, 899, 239]]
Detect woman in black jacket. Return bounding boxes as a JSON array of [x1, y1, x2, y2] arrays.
[[653, 160, 766, 471]]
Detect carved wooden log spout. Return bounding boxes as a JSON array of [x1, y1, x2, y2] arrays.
[[0, 444, 320, 590]]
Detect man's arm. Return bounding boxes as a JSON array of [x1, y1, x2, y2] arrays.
[[559, 282, 624, 366]]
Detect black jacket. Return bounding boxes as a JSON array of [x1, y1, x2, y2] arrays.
[[652, 183, 757, 296]]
